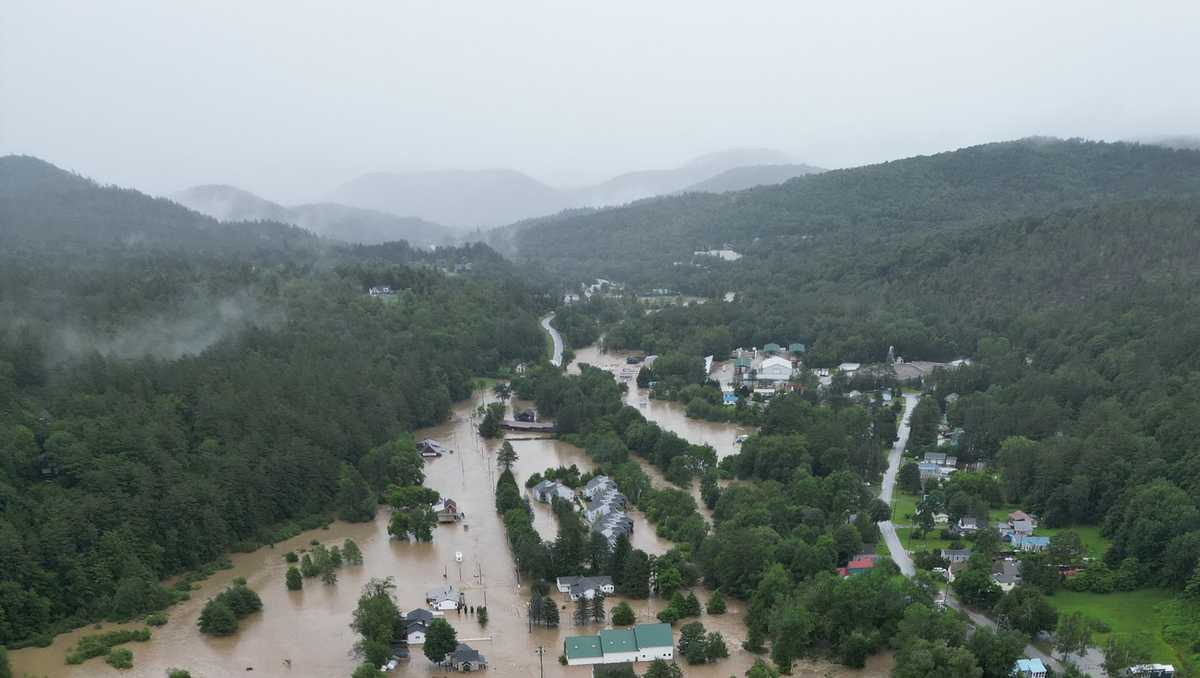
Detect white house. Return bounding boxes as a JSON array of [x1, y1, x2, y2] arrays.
[[556, 575, 615, 601], [584, 489, 627, 523], [582, 475, 617, 500], [941, 548, 972, 564], [1014, 658, 1047, 678], [837, 362, 861, 374], [425, 584, 459, 611], [404, 609, 442, 644], [757, 356, 794, 382], [532, 479, 575, 504]]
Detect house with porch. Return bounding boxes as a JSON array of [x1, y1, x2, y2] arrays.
[[1013, 658, 1047, 678], [556, 575, 615, 601], [449, 643, 487, 671], [425, 584, 460, 611]]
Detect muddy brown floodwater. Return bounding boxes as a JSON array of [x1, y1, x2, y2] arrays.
[[568, 345, 755, 460], [12, 383, 890, 678]]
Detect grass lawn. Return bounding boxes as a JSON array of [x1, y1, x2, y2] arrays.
[[897, 527, 957, 554], [891, 491, 920, 525], [1037, 525, 1111, 559], [1048, 589, 1179, 664]]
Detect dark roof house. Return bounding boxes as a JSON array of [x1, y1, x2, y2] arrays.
[[449, 643, 487, 671]]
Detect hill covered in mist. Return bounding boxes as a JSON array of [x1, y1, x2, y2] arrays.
[[0, 156, 316, 255], [174, 184, 456, 247], [329, 148, 821, 229]]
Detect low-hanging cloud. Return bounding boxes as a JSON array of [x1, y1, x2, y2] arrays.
[[49, 289, 282, 362]]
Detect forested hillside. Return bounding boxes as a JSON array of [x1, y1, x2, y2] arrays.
[[0, 157, 317, 255], [513, 139, 1200, 290], [544, 143, 1200, 673], [0, 161, 549, 646]]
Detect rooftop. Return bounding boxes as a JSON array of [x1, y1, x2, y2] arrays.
[[564, 635, 604, 660], [633, 623, 674, 649], [599, 628, 637, 654], [1015, 658, 1046, 673]]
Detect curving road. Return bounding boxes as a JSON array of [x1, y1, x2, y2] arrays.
[[541, 314, 563, 367], [878, 393, 1076, 674], [878, 392, 919, 576]]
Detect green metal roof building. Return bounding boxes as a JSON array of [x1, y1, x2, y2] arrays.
[[764, 342, 782, 353], [789, 342, 807, 354], [633, 623, 673, 650], [599, 628, 637, 654], [564, 635, 604, 662], [564, 623, 674, 666]]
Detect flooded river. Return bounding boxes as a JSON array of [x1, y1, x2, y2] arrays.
[[12, 381, 887, 678]]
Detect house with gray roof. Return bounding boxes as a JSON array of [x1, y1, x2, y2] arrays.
[[556, 575, 615, 601], [449, 643, 487, 671], [584, 488, 627, 523], [992, 559, 1022, 592], [592, 510, 634, 546], [532, 479, 575, 504], [582, 475, 618, 499]]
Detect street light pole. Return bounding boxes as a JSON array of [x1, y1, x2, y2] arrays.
[[535, 645, 545, 678]]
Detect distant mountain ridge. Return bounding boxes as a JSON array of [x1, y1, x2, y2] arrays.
[[174, 184, 454, 247], [0, 156, 314, 254], [678, 163, 823, 194], [329, 148, 823, 228], [507, 138, 1200, 287]]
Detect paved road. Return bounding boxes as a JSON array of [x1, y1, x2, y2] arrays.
[[877, 393, 1097, 674], [540, 314, 563, 367], [878, 392, 919, 576]]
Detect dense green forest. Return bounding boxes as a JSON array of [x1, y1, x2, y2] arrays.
[[513, 139, 1200, 293], [0, 158, 548, 646], [511, 139, 1200, 674]]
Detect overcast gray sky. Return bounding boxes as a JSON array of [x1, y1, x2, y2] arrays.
[[3, 0, 1198, 203]]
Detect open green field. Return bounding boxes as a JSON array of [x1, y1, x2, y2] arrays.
[[898, 527, 957, 554], [1037, 525, 1111, 558], [891, 491, 920, 525], [1048, 589, 1181, 665]]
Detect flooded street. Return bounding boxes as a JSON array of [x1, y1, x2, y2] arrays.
[[568, 345, 754, 459], [12, 384, 887, 678]]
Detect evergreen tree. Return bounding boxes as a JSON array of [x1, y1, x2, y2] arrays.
[[574, 596, 592, 626], [706, 590, 726, 614], [591, 592, 606, 623], [497, 440, 519, 471], [542, 596, 560, 627]]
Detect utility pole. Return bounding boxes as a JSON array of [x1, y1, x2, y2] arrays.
[[534, 645, 546, 678]]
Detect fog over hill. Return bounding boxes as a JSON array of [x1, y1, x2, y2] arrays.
[[329, 148, 821, 229], [174, 184, 455, 247]]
